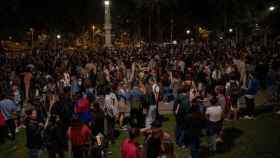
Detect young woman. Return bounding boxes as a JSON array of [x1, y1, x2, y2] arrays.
[[68, 117, 91, 158]]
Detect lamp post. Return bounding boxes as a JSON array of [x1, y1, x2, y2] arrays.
[[170, 19, 174, 42], [104, 0, 112, 47], [30, 28, 34, 50], [92, 25, 95, 46]]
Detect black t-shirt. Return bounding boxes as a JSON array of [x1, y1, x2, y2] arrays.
[[91, 109, 105, 136]]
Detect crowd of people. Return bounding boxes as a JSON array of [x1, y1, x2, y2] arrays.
[[0, 42, 280, 158]]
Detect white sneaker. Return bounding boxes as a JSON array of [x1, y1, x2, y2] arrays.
[[19, 125, 26, 129], [244, 116, 250, 119], [15, 128, 19, 133]]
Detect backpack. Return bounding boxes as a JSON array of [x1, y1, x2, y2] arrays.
[[0, 111, 5, 126], [230, 81, 240, 96], [131, 96, 142, 111]]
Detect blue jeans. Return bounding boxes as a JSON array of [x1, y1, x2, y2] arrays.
[[175, 124, 185, 147], [190, 136, 200, 158], [28, 149, 41, 158], [145, 105, 157, 128]]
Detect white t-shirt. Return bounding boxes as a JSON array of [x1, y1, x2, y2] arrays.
[[206, 106, 223, 122], [152, 84, 160, 94]]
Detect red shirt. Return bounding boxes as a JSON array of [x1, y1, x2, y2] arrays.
[[121, 139, 141, 158], [68, 125, 91, 146]]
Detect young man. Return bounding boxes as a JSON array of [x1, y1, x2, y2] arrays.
[[0, 94, 17, 143], [104, 86, 118, 144], [121, 128, 141, 158], [150, 78, 160, 118], [244, 73, 259, 119], [25, 109, 44, 158], [173, 85, 191, 148], [189, 98, 205, 158]]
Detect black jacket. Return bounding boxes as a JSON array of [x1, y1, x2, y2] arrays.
[[26, 119, 44, 149]]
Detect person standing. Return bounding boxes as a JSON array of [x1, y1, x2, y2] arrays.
[[90, 102, 105, 137], [173, 85, 191, 148], [225, 76, 240, 120], [189, 98, 205, 158], [0, 94, 17, 143], [244, 73, 259, 119], [25, 109, 44, 158], [205, 95, 223, 152], [129, 82, 145, 128], [145, 82, 157, 128], [22, 69, 33, 102], [68, 117, 91, 158], [117, 83, 129, 130], [104, 86, 118, 144], [150, 78, 161, 119]]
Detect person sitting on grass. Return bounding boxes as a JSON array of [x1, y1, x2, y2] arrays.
[[142, 120, 175, 158], [121, 128, 142, 158]]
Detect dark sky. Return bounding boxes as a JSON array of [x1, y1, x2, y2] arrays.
[[0, 0, 278, 38]]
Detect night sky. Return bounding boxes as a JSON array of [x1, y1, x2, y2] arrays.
[[0, 0, 279, 39]]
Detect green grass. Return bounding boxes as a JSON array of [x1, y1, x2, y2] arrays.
[[1, 112, 280, 158]]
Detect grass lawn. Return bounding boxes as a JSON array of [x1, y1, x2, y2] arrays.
[[1, 112, 280, 158]]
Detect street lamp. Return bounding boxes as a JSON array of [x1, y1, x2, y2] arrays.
[[269, 6, 275, 11], [186, 30, 191, 35], [30, 28, 34, 50], [104, 0, 112, 47], [92, 25, 96, 46], [56, 34, 61, 39], [104, 0, 110, 5], [229, 28, 233, 33]]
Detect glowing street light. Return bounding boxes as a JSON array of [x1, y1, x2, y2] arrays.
[[186, 30, 191, 35], [229, 28, 233, 33], [104, 0, 112, 47], [104, 0, 110, 6], [269, 6, 275, 11], [56, 34, 61, 39]]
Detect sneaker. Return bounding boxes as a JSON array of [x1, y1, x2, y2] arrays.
[[16, 128, 19, 133], [216, 137, 223, 143], [276, 110, 280, 115], [248, 116, 255, 120], [243, 116, 250, 119], [120, 127, 128, 131], [19, 125, 26, 129]]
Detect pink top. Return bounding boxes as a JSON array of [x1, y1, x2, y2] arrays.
[[68, 125, 91, 146], [121, 139, 141, 158]]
